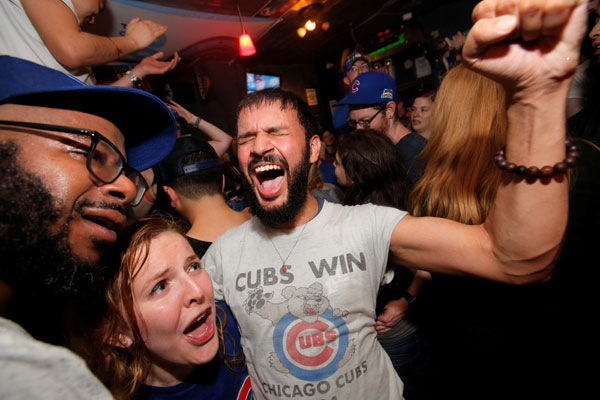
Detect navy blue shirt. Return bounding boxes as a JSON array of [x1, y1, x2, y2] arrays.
[[147, 302, 252, 400], [396, 132, 427, 186]]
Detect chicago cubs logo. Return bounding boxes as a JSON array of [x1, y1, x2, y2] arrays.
[[351, 79, 360, 92], [273, 309, 349, 381], [381, 88, 393, 100], [243, 283, 355, 381]]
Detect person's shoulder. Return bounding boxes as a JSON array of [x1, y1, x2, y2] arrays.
[[322, 201, 403, 218], [220, 216, 254, 236], [401, 132, 427, 145], [0, 317, 112, 399]]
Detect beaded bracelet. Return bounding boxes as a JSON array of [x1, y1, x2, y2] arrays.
[[494, 138, 580, 179]]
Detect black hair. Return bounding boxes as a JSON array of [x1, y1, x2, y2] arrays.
[[168, 152, 222, 198], [336, 129, 408, 208], [236, 88, 317, 142]]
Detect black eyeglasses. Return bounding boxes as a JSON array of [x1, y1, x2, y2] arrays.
[[0, 120, 148, 206], [347, 108, 383, 129]]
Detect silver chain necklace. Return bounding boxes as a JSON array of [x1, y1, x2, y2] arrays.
[[270, 222, 308, 273]]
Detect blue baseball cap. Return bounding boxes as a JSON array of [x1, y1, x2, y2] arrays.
[[335, 71, 396, 107], [343, 52, 370, 76], [0, 56, 177, 171]]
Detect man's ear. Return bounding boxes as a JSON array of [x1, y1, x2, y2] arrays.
[[309, 135, 321, 164], [107, 333, 133, 349], [385, 101, 397, 119], [163, 185, 180, 209], [343, 75, 350, 86], [221, 174, 226, 194]]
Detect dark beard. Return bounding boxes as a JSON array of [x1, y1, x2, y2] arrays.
[[242, 148, 311, 228], [0, 142, 105, 299]]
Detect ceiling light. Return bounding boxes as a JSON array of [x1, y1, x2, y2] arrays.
[[237, 3, 256, 57], [305, 20, 316, 31], [297, 27, 307, 38], [239, 34, 256, 56]]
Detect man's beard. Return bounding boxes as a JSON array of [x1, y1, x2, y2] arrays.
[[0, 142, 107, 298], [242, 146, 311, 228]]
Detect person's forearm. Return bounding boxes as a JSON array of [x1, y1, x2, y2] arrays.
[[110, 73, 136, 88], [52, 33, 140, 69], [484, 84, 571, 278], [406, 270, 431, 296], [195, 119, 233, 157]]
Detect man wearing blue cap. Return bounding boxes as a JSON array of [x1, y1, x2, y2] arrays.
[[0, 55, 176, 398], [332, 52, 371, 133], [335, 70, 427, 185]]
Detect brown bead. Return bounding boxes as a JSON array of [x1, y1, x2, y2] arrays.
[[526, 166, 540, 176], [493, 140, 579, 181], [565, 156, 578, 167], [554, 162, 568, 173], [540, 166, 554, 176]]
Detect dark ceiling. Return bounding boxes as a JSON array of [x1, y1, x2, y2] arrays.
[[129, 0, 469, 65]]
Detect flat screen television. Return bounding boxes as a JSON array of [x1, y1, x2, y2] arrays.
[[246, 72, 281, 93]]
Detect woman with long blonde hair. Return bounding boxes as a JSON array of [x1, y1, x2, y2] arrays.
[[408, 64, 507, 224], [408, 62, 597, 398]]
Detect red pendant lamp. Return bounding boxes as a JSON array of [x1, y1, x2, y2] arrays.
[[237, 4, 256, 57]]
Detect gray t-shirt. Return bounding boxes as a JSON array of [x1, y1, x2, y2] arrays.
[[203, 201, 407, 400], [0, 317, 113, 399]]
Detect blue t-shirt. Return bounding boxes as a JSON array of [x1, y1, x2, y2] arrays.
[[147, 302, 252, 400], [319, 158, 338, 186]]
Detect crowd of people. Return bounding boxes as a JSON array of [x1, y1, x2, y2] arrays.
[[1, 0, 598, 399]]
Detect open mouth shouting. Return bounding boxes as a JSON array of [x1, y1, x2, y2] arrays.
[[249, 157, 288, 201], [184, 308, 215, 346]]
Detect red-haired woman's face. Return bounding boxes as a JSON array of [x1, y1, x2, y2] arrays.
[[131, 231, 218, 384]]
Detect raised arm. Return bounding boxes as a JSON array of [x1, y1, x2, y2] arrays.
[[169, 100, 233, 157], [111, 52, 180, 88], [390, 0, 587, 283], [21, 0, 166, 69]]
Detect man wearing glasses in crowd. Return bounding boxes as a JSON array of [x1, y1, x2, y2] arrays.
[[0, 55, 176, 398], [335, 71, 427, 185]]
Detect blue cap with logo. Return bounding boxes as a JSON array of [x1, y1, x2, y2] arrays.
[[0, 56, 177, 171], [334, 71, 396, 106], [343, 52, 370, 76]]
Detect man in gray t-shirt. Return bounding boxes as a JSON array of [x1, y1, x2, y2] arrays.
[[203, 3, 586, 397]]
